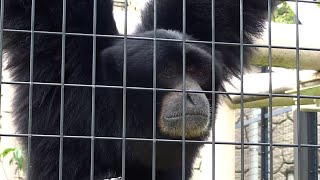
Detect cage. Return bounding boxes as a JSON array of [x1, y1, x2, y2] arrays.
[[0, 0, 320, 180]]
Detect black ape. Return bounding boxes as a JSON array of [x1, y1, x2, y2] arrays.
[[3, 0, 274, 179]]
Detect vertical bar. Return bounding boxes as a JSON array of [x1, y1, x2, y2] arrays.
[[152, 0, 157, 179], [260, 107, 268, 180], [90, 0, 98, 179], [0, 6, 3, 180], [0, 0, 4, 122], [239, 0, 245, 179], [267, 0, 273, 179], [27, 0, 36, 179], [211, 0, 216, 179], [295, 0, 301, 179], [121, 0, 128, 179], [59, 0, 67, 179], [293, 109, 298, 179], [0, 1, 3, 176], [182, 0, 186, 179]]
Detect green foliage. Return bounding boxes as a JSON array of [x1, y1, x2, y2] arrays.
[[318, 0, 320, 8], [0, 147, 24, 171], [272, 2, 295, 24]]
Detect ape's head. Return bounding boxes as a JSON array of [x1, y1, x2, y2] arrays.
[[100, 29, 223, 139]]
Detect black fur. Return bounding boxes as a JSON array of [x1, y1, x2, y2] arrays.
[[3, 0, 273, 179]]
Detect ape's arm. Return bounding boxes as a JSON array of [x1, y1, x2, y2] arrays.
[[2, 2, 120, 179], [138, 0, 277, 79], [140, 0, 275, 42], [139, 0, 275, 42]]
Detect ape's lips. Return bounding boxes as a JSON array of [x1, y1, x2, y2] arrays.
[[161, 110, 210, 138], [164, 110, 209, 119]]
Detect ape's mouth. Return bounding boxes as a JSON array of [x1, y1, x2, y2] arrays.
[[164, 111, 209, 119], [160, 111, 210, 138]]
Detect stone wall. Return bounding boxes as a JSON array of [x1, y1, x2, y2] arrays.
[[235, 108, 320, 179]]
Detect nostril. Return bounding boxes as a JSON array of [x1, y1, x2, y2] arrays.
[[186, 93, 196, 106]]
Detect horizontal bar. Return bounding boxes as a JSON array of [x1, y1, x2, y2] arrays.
[[3, 80, 320, 99], [1, 132, 320, 148], [2, 28, 320, 52]]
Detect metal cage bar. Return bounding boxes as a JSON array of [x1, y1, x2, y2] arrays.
[[1, 131, 320, 147], [90, 0, 98, 179], [58, 0, 67, 179], [3, 28, 320, 52], [295, 0, 302, 179], [267, 0, 274, 179], [239, 0, 245, 179], [182, 0, 187, 179], [121, 0, 128, 179], [152, 0, 157, 179], [26, 0, 36, 179], [0, 0, 3, 122], [211, 0, 216, 179]]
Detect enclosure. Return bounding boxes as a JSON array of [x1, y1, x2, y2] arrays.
[[0, 0, 320, 180]]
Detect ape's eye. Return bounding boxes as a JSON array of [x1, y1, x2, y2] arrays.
[[160, 66, 176, 79], [186, 66, 194, 73], [187, 66, 205, 78]]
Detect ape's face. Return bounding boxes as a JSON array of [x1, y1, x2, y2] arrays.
[[100, 30, 222, 139], [157, 70, 211, 138]]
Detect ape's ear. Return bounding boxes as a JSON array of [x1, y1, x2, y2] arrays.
[[98, 47, 124, 86]]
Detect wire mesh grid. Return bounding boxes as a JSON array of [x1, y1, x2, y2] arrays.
[[0, 0, 320, 180]]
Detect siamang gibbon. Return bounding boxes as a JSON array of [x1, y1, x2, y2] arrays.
[[2, 0, 274, 179]]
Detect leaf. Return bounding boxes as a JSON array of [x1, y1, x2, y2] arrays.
[[14, 149, 22, 160], [17, 157, 24, 170], [1, 148, 15, 158], [0, 147, 24, 171], [13, 149, 24, 170], [273, 2, 295, 24]]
